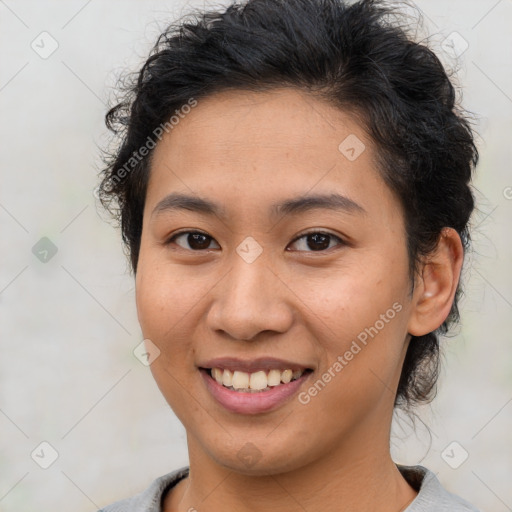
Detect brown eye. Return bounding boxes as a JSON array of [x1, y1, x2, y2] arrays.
[[288, 231, 344, 252], [167, 231, 220, 251], [166, 230, 344, 253]]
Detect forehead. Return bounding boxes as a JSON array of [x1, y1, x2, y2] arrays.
[[145, 87, 400, 226], [156, 87, 361, 157]]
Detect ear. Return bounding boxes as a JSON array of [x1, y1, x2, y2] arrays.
[[407, 228, 464, 337]]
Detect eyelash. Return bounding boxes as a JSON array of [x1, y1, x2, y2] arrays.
[[165, 229, 346, 253]]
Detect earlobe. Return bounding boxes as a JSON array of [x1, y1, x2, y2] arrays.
[[407, 228, 464, 337]]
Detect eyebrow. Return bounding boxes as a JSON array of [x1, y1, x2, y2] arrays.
[[151, 192, 366, 220]]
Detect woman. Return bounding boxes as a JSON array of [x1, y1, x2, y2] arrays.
[[97, 0, 481, 510]]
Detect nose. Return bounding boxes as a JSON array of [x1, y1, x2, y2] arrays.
[[206, 249, 294, 341]]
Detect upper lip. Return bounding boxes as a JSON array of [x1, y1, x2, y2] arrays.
[[199, 357, 313, 373]]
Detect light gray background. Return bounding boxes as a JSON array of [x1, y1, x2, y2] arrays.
[[0, 1, 511, 511]]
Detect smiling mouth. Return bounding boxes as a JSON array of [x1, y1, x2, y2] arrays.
[[203, 367, 314, 393]]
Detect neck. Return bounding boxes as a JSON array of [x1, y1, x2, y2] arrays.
[[164, 421, 417, 512]]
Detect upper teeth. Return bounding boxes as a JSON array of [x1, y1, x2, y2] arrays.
[[211, 368, 305, 391]]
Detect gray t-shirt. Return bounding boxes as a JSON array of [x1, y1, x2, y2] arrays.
[[97, 464, 481, 511]]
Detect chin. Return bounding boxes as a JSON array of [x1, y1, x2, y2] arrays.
[[201, 433, 318, 477]]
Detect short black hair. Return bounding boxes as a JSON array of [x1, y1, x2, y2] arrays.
[[98, 0, 479, 410]]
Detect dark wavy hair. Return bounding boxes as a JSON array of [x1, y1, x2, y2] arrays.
[[98, 0, 478, 410]]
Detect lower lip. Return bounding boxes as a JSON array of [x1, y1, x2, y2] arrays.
[[200, 369, 312, 415]]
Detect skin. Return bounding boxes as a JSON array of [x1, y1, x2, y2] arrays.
[[134, 88, 464, 512]]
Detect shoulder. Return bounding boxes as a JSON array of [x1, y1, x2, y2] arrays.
[[398, 464, 482, 512], [97, 466, 189, 512]]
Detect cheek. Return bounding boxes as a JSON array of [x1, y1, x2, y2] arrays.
[[297, 252, 410, 395], [135, 261, 199, 408], [303, 260, 407, 341], [135, 252, 202, 337], [296, 284, 408, 434]]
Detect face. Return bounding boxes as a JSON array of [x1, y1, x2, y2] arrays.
[[135, 88, 415, 476]]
